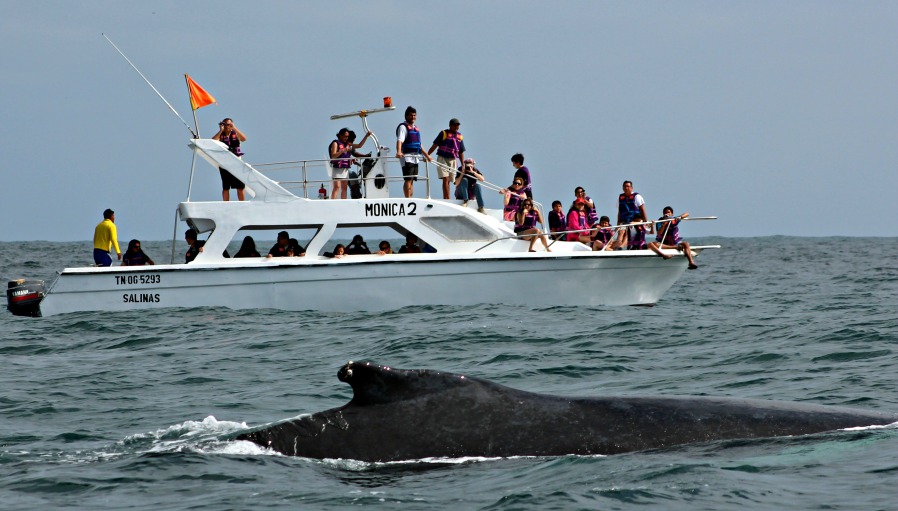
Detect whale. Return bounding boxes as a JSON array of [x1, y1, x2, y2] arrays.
[[236, 361, 897, 462]]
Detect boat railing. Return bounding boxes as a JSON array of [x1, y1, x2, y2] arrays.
[[251, 155, 545, 214]]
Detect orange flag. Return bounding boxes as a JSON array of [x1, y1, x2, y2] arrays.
[[185, 74, 216, 110]]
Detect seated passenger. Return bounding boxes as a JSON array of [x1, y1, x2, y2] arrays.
[[234, 236, 261, 258], [185, 229, 204, 263], [377, 240, 393, 255], [122, 239, 155, 266], [547, 200, 566, 240], [565, 199, 591, 244], [501, 179, 526, 221], [346, 235, 371, 255], [515, 199, 551, 252], [591, 216, 614, 251], [325, 244, 346, 259], [268, 231, 291, 258], [287, 238, 306, 257], [455, 158, 486, 213], [399, 233, 422, 254], [627, 216, 649, 250], [648, 206, 698, 269]]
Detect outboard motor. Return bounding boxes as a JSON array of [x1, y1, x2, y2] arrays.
[[7, 279, 46, 317]]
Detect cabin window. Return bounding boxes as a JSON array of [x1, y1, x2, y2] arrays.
[[419, 216, 495, 242]]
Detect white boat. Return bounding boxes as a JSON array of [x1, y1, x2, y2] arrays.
[[6, 107, 718, 317]]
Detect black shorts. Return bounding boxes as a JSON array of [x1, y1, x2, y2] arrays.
[[402, 162, 419, 182], [219, 168, 245, 190]]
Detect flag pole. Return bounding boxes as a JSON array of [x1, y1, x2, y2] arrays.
[[185, 74, 201, 138]]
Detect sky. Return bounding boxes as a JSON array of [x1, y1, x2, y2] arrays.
[[2, 1, 897, 241]]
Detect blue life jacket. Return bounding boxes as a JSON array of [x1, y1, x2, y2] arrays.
[[397, 122, 422, 153], [618, 192, 640, 223]]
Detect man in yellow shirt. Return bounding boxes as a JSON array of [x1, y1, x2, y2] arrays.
[[93, 208, 121, 266]]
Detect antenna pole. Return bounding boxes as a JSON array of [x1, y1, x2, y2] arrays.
[[102, 33, 197, 138]]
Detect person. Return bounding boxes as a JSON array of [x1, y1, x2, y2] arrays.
[[501, 178, 527, 221], [185, 228, 205, 263], [267, 231, 291, 258], [515, 199, 551, 252], [575, 186, 598, 226], [566, 199, 592, 244], [376, 240, 393, 255], [547, 200, 566, 240], [427, 118, 466, 199], [122, 239, 154, 266], [648, 206, 698, 269], [212, 118, 248, 201], [395, 106, 432, 198], [234, 236, 261, 258], [92, 208, 121, 266], [329, 128, 372, 199], [289, 238, 306, 257], [454, 158, 486, 213], [617, 180, 648, 248], [399, 233, 422, 254], [510, 153, 533, 199], [325, 244, 346, 259], [627, 216, 649, 250], [346, 234, 371, 255], [591, 216, 614, 251]]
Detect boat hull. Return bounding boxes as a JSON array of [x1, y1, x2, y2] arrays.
[[36, 252, 690, 316]]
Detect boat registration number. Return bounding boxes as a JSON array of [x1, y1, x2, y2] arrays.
[[115, 274, 161, 285]]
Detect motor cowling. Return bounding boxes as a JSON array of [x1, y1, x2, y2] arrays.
[[7, 279, 45, 317]]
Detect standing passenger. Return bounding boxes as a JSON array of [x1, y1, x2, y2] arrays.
[[510, 153, 533, 199], [212, 118, 247, 201], [617, 180, 648, 248], [395, 106, 432, 198], [427, 118, 466, 199], [329, 128, 371, 199], [92, 208, 121, 266]]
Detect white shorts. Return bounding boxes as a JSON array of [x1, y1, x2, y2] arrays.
[[437, 156, 456, 179], [331, 167, 349, 180]]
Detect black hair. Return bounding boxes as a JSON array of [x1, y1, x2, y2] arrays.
[[103, 208, 114, 219], [552, 200, 562, 208], [405, 106, 416, 116], [277, 231, 289, 240], [511, 153, 524, 165], [185, 228, 197, 240]]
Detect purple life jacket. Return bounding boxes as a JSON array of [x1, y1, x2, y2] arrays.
[[628, 224, 647, 250], [436, 130, 463, 159], [222, 131, 243, 157], [655, 216, 681, 245], [330, 139, 352, 169]]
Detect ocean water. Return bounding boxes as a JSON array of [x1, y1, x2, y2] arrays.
[[1, 237, 897, 510]]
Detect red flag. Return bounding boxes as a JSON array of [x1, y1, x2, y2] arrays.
[[185, 74, 216, 110]]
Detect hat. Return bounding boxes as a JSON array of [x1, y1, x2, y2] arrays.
[[575, 198, 586, 205], [449, 118, 460, 126], [463, 158, 475, 165]]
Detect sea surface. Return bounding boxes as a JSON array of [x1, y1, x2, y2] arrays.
[[1, 237, 897, 510]]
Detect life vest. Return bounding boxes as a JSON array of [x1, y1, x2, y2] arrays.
[[585, 196, 598, 225], [593, 227, 613, 244], [655, 216, 681, 245], [548, 210, 565, 232], [618, 192, 640, 223], [222, 131, 243, 157], [330, 139, 352, 169], [518, 210, 537, 230], [435, 130, 463, 159], [397, 122, 422, 153], [628, 224, 647, 250]]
